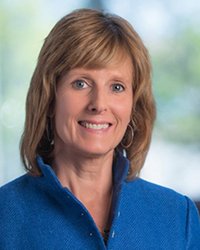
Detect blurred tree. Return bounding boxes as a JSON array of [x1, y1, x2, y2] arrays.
[[0, 1, 49, 181], [88, 0, 105, 9], [153, 28, 200, 146]]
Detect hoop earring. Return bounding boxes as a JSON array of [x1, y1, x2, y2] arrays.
[[120, 124, 134, 149], [46, 118, 54, 145]]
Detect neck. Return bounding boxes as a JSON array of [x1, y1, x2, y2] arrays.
[[53, 150, 114, 200], [52, 150, 114, 234]]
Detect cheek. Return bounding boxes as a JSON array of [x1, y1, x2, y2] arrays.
[[55, 94, 78, 117], [115, 99, 133, 123], [54, 97, 72, 133]]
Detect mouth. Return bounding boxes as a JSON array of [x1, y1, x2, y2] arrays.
[[78, 121, 112, 130]]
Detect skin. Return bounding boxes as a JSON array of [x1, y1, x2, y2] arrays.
[[53, 54, 134, 233]]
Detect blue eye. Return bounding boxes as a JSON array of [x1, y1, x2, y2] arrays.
[[72, 80, 88, 89], [112, 83, 125, 92]]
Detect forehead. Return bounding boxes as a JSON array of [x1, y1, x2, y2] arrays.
[[58, 47, 134, 83], [60, 54, 134, 86]]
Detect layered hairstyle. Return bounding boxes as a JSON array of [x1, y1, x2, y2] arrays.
[[20, 8, 156, 179]]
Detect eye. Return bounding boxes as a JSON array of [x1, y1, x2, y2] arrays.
[[72, 80, 89, 89], [111, 83, 125, 92]]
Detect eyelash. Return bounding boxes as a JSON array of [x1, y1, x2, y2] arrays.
[[111, 83, 125, 92], [72, 80, 89, 89], [72, 79, 125, 92]]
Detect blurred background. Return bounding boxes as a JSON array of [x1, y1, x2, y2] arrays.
[[0, 0, 200, 205]]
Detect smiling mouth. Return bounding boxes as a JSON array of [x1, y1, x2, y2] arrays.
[[78, 121, 111, 130]]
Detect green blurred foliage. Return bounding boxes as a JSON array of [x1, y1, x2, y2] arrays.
[[0, 1, 51, 154], [152, 28, 200, 146]]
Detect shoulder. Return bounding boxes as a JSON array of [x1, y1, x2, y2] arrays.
[[0, 174, 37, 209], [120, 178, 200, 247], [0, 175, 33, 229], [0, 174, 30, 194], [123, 177, 199, 226], [125, 177, 188, 204]]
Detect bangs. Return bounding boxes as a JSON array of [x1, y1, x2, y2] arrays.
[[70, 36, 130, 69], [56, 22, 132, 75]]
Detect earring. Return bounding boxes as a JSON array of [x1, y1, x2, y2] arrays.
[[46, 118, 54, 145], [122, 149, 127, 157], [120, 123, 135, 149]]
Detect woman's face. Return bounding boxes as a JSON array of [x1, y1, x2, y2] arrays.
[[54, 55, 133, 159]]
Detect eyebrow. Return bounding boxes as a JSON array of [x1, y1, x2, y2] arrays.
[[62, 67, 133, 85]]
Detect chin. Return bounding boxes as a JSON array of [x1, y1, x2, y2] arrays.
[[78, 146, 114, 158]]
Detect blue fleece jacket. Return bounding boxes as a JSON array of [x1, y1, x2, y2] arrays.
[[0, 153, 200, 250]]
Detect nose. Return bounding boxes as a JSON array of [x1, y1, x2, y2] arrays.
[[87, 87, 108, 113]]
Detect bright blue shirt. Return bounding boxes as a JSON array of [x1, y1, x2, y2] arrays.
[[0, 152, 200, 249]]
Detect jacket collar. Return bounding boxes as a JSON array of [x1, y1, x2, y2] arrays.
[[36, 150, 130, 188]]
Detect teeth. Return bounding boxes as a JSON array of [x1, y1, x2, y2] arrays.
[[82, 122, 109, 130]]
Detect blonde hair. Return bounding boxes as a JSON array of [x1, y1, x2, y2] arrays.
[[20, 8, 156, 178]]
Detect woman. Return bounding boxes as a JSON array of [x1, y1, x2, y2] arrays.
[[0, 8, 199, 249]]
